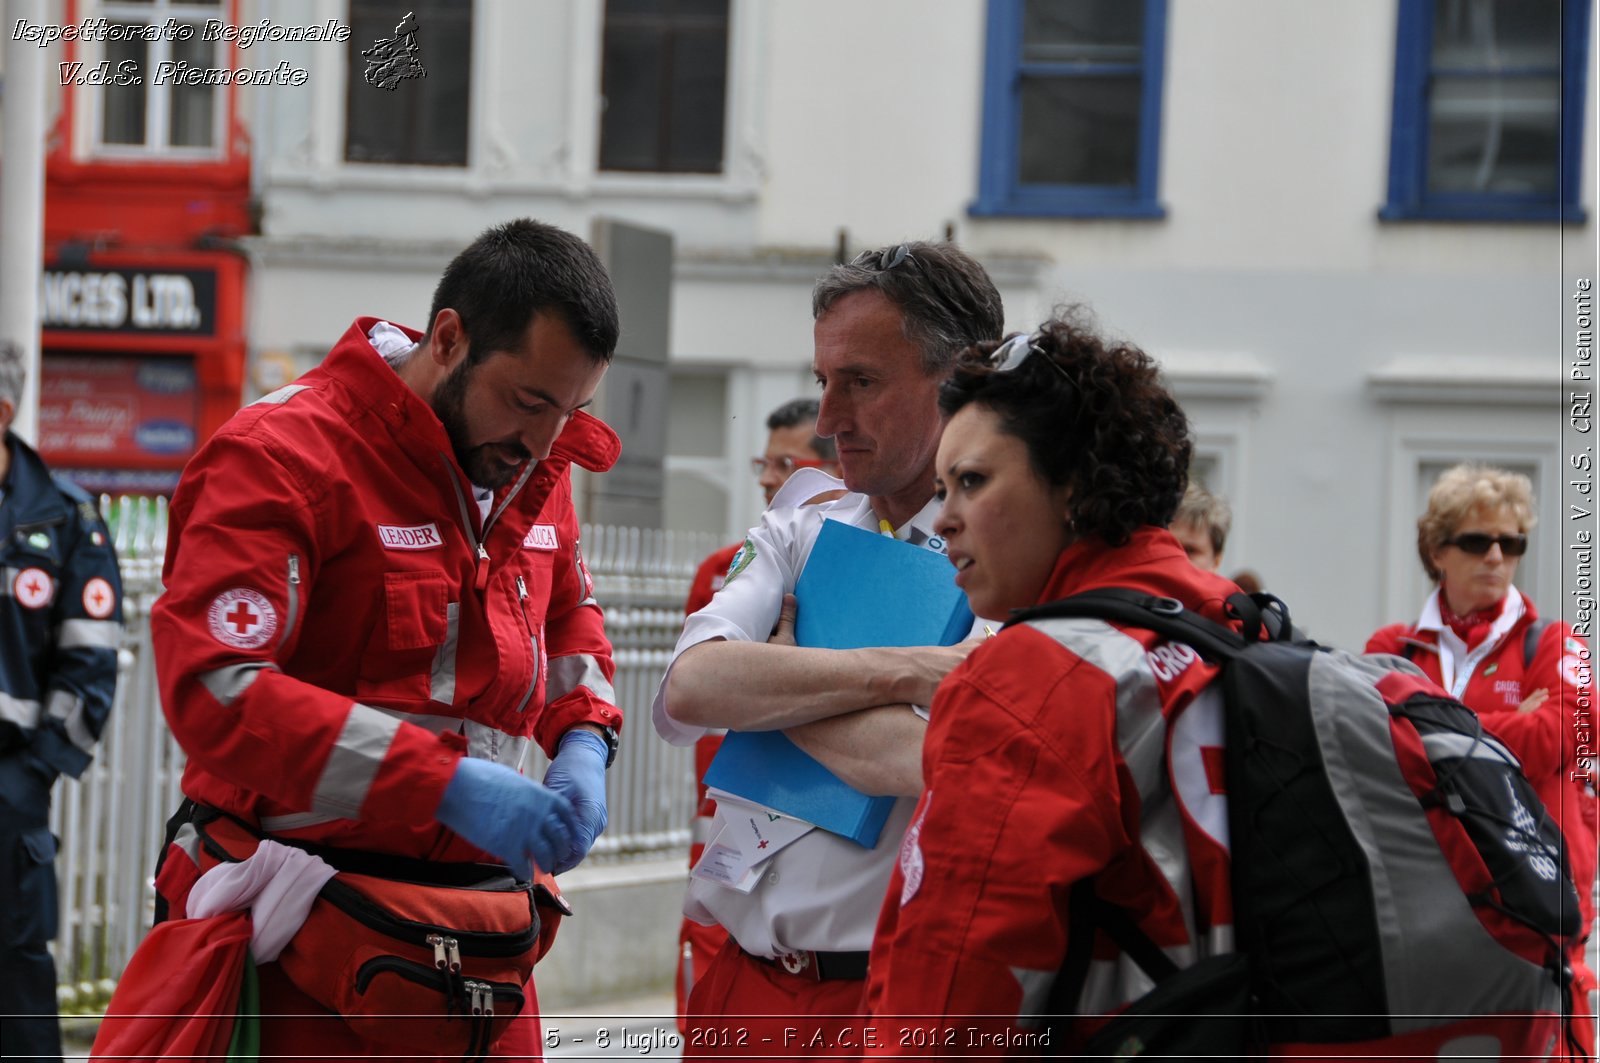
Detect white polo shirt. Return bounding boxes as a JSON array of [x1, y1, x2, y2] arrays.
[[651, 469, 983, 957]]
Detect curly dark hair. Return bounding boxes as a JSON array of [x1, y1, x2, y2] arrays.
[[938, 310, 1191, 547]]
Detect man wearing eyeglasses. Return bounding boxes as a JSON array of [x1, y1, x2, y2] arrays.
[[674, 397, 838, 1027], [654, 241, 1004, 1054]]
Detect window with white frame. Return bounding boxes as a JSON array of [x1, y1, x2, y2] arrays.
[[344, 0, 473, 166], [972, 0, 1168, 218], [1383, 0, 1592, 222], [97, 0, 223, 155]]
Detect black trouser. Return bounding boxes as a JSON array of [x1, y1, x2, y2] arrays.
[[0, 750, 62, 1063]]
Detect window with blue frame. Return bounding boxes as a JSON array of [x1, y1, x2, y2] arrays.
[[1384, 0, 1591, 222], [972, 0, 1168, 218]]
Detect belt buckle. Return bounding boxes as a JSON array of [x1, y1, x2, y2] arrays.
[[778, 951, 815, 978]]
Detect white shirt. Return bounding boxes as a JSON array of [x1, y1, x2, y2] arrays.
[[1414, 587, 1526, 699], [650, 469, 983, 956]]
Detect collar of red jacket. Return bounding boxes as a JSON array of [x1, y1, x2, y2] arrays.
[[1033, 525, 1241, 622], [340, 317, 620, 474]]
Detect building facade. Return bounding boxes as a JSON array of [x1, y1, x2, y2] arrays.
[[30, 0, 1598, 649]]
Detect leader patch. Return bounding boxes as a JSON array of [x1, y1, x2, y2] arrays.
[[82, 577, 116, 619], [377, 523, 443, 551], [208, 588, 278, 650], [13, 568, 52, 609], [723, 538, 756, 586]]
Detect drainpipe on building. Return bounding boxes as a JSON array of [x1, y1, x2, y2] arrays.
[[0, 0, 48, 443]]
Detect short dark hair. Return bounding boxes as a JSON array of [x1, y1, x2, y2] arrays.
[[427, 219, 619, 365], [812, 241, 1004, 375], [765, 396, 835, 461], [938, 308, 1192, 548]]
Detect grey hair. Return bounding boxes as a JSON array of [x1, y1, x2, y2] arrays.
[[765, 396, 835, 461], [0, 342, 25, 406], [1172, 483, 1232, 556], [811, 241, 1005, 376]]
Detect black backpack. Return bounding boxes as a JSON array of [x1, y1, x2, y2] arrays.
[[1014, 588, 1580, 1058]]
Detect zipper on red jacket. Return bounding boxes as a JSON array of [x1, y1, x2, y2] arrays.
[[280, 554, 301, 650], [512, 576, 538, 715], [441, 455, 536, 595]]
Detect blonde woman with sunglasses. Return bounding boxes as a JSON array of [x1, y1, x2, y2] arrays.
[[1367, 462, 1597, 1056]]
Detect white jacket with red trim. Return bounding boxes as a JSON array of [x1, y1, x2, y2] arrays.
[[151, 318, 622, 863]]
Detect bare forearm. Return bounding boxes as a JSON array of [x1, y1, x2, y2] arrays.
[[663, 640, 904, 731], [786, 706, 927, 797], [665, 635, 967, 733]]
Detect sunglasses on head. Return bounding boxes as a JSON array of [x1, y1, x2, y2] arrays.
[[751, 456, 831, 476], [851, 243, 914, 272], [989, 332, 1070, 381], [1444, 532, 1528, 557]]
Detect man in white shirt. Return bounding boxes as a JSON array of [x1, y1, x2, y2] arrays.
[[652, 241, 1005, 1054]]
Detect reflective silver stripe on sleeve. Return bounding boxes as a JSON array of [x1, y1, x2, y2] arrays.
[[429, 602, 460, 705], [0, 692, 41, 729], [59, 619, 122, 651], [250, 383, 311, 406], [462, 719, 533, 772], [310, 704, 403, 819], [258, 810, 343, 832], [47, 689, 97, 754], [545, 653, 616, 704], [199, 661, 277, 708], [171, 822, 203, 865]]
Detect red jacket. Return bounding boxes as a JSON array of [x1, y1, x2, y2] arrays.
[[151, 318, 622, 862], [1368, 593, 1596, 928], [864, 528, 1240, 1055]]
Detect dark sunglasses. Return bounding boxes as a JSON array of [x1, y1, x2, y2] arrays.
[[1444, 532, 1528, 557]]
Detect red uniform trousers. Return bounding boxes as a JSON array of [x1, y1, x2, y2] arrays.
[[684, 941, 868, 1060]]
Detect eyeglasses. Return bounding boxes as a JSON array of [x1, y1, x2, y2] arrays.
[[851, 243, 913, 272], [989, 331, 1070, 381], [751, 456, 831, 476], [1444, 532, 1528, 557]]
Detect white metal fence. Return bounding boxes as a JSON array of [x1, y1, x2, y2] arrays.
[[49, 497, 723, 1013]]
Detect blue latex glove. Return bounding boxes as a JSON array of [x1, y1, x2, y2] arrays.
[[542, 729, 610, 874], [436, 757, 578, 880]]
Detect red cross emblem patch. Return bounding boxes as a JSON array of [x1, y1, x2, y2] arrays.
[[82, 577, 116, 619], [14, 567, 53, 610], [207, 588, 278, 650]]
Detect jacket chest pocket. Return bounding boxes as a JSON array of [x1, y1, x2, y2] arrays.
[[357, 572, 452, 698], [515, 549, 556, 629], [384, 571, 449, 651]]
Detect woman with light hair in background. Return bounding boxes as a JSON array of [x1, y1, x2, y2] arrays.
[[1366, 462, 1597, 1055]]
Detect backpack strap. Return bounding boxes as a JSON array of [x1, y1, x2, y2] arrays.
[[1008, 587, 1249, 664], [1050, 879, 1183, 1021], [1522, 617, 1550, 668]]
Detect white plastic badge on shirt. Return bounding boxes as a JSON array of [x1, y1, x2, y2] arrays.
[[690, 789, 815, 893]]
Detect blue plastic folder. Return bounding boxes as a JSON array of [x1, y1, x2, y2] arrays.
[[704, 518, 974, 847]]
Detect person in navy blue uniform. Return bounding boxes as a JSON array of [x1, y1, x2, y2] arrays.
[[0, 342, 123, 1063]]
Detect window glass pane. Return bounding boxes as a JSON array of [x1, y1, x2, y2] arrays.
[[599, 0, 728, 173], [1018, 74, 1141, 185], [599, 24, 666, 170], [1023, 0, 1143, 64], [101, 33, 147, 145], [344, 0, 471, 166], [168, 35, 216, 148], [667, 26, 727, 172], [1432, 0, 1560, 68], [1427, 76, 1559, 195]]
